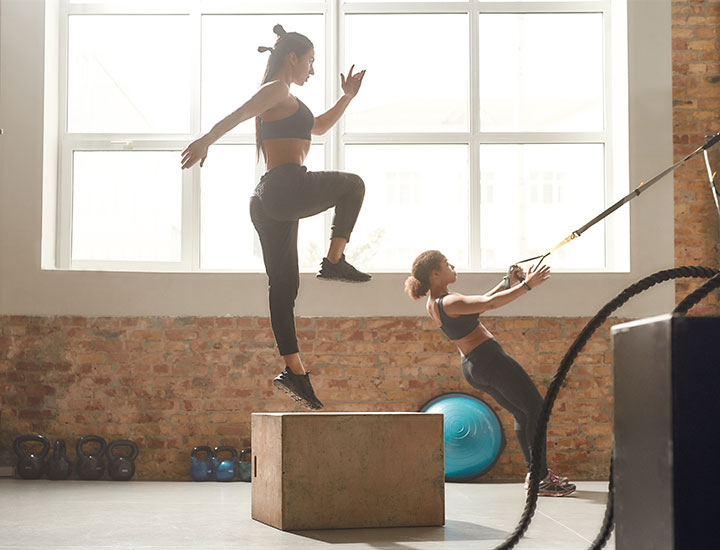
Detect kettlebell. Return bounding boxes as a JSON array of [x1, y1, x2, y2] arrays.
[[190, 446, 214, 481], [13, 434, 50, 479], [237, 448, 252, 482], [107, 440, 138, 481], [212, 446, 237, 482], [76, 435, 107, 480], [45, 439, 72, 480]]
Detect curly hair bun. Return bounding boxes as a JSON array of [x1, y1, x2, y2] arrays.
[[273, 24, 287, 37], [404, 275, 429, 300]]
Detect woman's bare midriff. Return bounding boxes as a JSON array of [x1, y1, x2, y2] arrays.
[[452, 323, 495, 357], [263, 138, 311, 171]]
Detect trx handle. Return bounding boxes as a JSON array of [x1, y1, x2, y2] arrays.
[[503, 264, 526, 289], [511, 130, 720, 267]]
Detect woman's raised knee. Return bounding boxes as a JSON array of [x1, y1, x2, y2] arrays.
[[346, 173, 365, 198]]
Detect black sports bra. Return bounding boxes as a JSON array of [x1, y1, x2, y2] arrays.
[[437, 295, 480, 340], [258, 96, 314, 142]]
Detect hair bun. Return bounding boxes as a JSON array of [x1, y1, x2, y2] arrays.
[[273, 24, 286, 37]]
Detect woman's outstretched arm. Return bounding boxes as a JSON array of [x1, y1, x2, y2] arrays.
[[444, 264, 551, 315], [181, 80, 289, 169]]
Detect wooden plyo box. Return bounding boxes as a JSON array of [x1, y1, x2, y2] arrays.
[[251, 412, 445, 530]]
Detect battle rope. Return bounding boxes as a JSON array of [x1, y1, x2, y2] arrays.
[[493, 265, 720, 550]]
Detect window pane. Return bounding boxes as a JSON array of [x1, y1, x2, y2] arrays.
[[479, 14, 604, 132], [202, 15, 324, 135], [72, 152, 182, 262], [479, 144, 605, 270], [344, 15, 468, 133], [68, 15, 190, 134], [344, 145, 469, 270], [200, 146, 326, 271]]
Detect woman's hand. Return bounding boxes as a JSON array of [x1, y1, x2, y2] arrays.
[[341, 65, 366, 99], [508, 264, 526, 285], [525, 264, 551, 289], [181, 137, 210, 169]]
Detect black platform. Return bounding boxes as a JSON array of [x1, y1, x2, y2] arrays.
[[612, 315, 720, 550]]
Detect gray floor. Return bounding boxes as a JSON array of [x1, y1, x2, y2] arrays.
[[0, 479, 614, 549]]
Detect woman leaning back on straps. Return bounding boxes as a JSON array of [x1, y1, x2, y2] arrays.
[[406, 251, 576, 496], [182, 24, 371, 410]]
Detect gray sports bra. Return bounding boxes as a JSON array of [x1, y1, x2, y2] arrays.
[[258, 96, 313, 142]]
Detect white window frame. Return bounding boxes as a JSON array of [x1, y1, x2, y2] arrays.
[[56, 0, 626, 273]]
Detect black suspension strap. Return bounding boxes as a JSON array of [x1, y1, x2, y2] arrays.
[[493, 265, 720, 550], [511, 132, 720, 268]]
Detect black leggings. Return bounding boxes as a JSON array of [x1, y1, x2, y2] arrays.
[[249, 163, 365, 356], [461, 338, 548, 476]]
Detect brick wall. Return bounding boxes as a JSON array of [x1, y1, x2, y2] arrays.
[[0, 315, 616, 481], [673, 0, 720, 311]]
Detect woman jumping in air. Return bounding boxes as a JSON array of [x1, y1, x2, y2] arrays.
[[405, 251, 576, 496], [182, 24, 370, 410]]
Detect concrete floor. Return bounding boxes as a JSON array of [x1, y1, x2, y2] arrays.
[[0, 479, 614, 549]]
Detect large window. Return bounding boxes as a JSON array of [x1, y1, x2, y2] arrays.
[[58, 0, 627, 273]]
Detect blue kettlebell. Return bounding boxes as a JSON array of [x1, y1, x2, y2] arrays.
[[212, 446, 237, 482], [190, 446, 214, 481], [237, 448, 252, 482]]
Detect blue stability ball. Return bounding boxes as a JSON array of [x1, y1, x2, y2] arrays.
[[420, 393, 506, 481]]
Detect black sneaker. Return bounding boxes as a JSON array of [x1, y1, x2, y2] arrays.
[[316, 254, 372, 283], [273, 368, 324, 410]]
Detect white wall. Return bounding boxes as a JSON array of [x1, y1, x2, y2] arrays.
[[0, 0, 675, 318]]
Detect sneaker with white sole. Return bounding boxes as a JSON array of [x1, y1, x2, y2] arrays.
[[525, 469, 569, 489], [537, 480, 576, 497], [525, 471, 576, 497]]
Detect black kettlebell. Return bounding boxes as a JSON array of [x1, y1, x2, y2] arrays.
[[45, 439, 72, 480], [13, 434, 50, 479], [106, 440, 138, 481], [76, 435, 107, 480]]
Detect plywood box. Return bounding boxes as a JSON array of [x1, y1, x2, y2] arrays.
[[251, 412, 445, 530]]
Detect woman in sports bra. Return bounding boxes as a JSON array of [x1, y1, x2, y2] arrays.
[[181, 24, 370, 410], [405, 250, 576, 497]]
